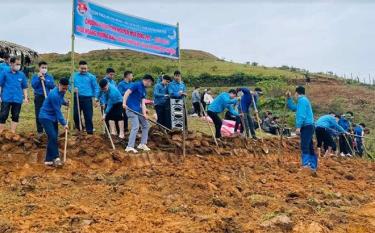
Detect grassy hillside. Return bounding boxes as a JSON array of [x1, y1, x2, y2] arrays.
[[39, 49, 303, 84]]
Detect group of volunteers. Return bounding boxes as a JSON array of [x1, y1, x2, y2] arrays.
[[286, 86, 367, 175], [0, 55, 369, 171]]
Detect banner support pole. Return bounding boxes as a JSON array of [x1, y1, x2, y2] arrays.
[[177, 22, 186, 159], [69, 0, 76, 129]]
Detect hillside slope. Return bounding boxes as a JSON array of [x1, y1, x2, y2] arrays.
[[39, 49, 302, 81]]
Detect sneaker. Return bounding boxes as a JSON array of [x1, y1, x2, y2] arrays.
[[340, 152, 345, 157], [44, 161, 54, 166], [125, 147, 138, 153], [53, 158, 63, 168], [346, 154, 352, 157], [137, 144, 151, 151]]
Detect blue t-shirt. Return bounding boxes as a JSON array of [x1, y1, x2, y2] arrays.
[[117, 80, 132, 96], [126, 81, 146, 113], [0, 70, 28, 103], [103, 85, 123, 114]]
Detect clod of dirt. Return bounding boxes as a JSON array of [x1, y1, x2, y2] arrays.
[[344, 174, 355, 180], [212, 196, 228, 208], [261, 214, 293, 231]]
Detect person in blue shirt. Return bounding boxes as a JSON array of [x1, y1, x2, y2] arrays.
[[31, 61, 55, 137], [0, 53, 11, 74], [117, 70, 134, 133], [235, 87, 257, 139], [286, 86, 317, 172], [207, 89, 239, 139], [168, 70, 187, 99], [96, 67, 117, 106], [39, 78, 69, 168], [338, 112, 354, 157], [123, 74, 154, 153], [95, 67, 119, 134], [72, 60, 99, 134], [354, 123, 365, 156], [168, 70, 187, 128], [98, 79, 125, 139], [0, 57, 29, 133], [153, 75, 172, 129], [315, 113, 347, 157]]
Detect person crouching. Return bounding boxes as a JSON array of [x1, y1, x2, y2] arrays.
[[98, 79, 125, 139]]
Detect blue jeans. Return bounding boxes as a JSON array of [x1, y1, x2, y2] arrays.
[[74, 95, 94, 134], [126, 110, 149, 148], [300, 125, 317, 171], [40, 118, 59, 162]]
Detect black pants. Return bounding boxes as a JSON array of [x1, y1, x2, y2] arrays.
[[207, 110, 222, 138], [0, 102, 22, 123], [155, 103, 171, 129], [201, 102, 206, 115], [34, 94, 45, 133], [315, 127, 334, 150], [193, 102, 201, 116], [234, 113, 256, 138], [74, 95, 94, 134], [339, 134, 352, 154]]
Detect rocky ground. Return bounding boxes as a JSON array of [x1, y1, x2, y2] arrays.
[[0, 129, 374, 233]]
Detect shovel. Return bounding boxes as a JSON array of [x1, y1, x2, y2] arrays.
[[251, 94, 269, 154], [101, 109, 116, 150], [199, 102, 219, 146], [126, 107, 172, 133], [63, 105, 70, 162]]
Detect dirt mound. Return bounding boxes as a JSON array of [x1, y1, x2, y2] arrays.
[[0, 129, 374, 232]]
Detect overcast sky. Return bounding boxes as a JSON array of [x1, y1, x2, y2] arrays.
[[1, 0, 374, 82]]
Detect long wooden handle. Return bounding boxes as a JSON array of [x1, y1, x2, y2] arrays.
[[63, 106, 70, 162], [200, 102, 218, 146], [127, 107, 172, 132], [41, 80, 47, 98], [102, 109, 116, 150]]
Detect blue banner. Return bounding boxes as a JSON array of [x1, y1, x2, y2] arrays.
[[73, 0, 179, 59]]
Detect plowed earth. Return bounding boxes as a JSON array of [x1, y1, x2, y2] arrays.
[[0, 129, 374, 233]]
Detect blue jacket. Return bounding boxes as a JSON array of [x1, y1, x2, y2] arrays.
[[39, 87, 67, 126], [287, 95, 314, 128], [126, 81, 146, 113], [238, 88, 259, 113], [102, 85, 123, 114], [354, 125, 363, 142], [96, 76, 117, 105], [72, 72, 99, 97], [208, 92, 239, 116], [0, 63, 10, 74], [153, 82, 169, 106], [338, 117, 350, 132], [168, 80, 186, 99], [316, 115, 346, 134], [31, 73, 55, 96], [117, 80, 132, 96], [0, 70, 28, 103]]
